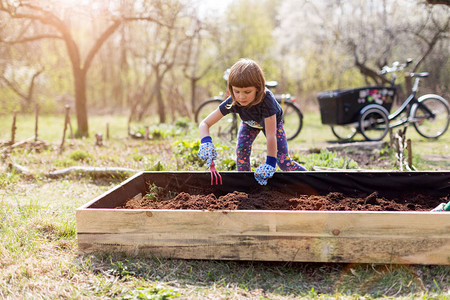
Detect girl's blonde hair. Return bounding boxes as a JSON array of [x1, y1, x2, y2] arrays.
[[227, 58, 266, 108]]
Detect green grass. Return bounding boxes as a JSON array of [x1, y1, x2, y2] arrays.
[[0, 112, 449, 299]]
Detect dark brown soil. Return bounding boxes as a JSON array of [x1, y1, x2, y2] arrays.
[[117, 187, 447, 212]]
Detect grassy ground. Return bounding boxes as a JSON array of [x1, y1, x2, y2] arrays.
[[0, 112, 449, 299]]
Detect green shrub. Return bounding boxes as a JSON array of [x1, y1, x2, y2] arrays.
[[69, 149, 92, 162], [0, 171, 21, 187], [174, 139, 202, 165], [292, 149, 359, 170]]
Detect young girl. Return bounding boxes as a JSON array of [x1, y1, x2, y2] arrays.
[[198, 58, 306, 185]]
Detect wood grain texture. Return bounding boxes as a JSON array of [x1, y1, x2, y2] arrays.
[[76, 209, 450, 265]]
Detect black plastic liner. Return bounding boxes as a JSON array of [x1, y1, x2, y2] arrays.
[[88, 171, 450, 209]]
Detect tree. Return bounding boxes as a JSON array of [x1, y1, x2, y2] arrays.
[[0, 0, 164, 137], [220, 0, 276, 72], [0, 67, 44, 112], [275, 0, 449, 101], [123, 0, 194, 123], [181, 14, 229, 114]]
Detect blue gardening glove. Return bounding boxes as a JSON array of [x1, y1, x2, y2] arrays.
[[254, 156, 277, 185], [198, 136, 217, 168]]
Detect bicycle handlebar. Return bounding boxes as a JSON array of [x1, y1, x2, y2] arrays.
[[380, 58, 413, 75]]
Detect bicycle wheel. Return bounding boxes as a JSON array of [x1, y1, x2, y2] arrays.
[[195, 98, 238, 141], [331, 125, 357, 141], [411, 95, 450, 139], [359, 106, 389, 141], [279, 100, 303, 140]]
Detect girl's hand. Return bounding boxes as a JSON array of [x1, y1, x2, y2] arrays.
[[254, 156, 276, 185], [198, 136, 217, 168]]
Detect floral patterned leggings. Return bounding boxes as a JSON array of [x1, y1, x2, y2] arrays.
[[236, 121, 307, 171]]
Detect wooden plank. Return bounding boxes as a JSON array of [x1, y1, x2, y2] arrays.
[[77, 172, 145, 209], [76, 209, 450, 264], [77, 233, 450, 265], [76, 210, 450, 238]]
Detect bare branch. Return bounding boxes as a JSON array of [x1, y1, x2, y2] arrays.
[[1, 34, 63, 44], [84, 19, 122, 71], [123, 16, 172, 28], [27, 67, 44, 103], [0, 74, 27, 99], [1, 3, 82, 70]]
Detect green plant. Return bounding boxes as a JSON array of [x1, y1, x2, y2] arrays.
[[174, 139, 202, 165], [148, 161, 165, 171], [175, 118, 190, 129], [110, 259, 134, 278], [220, 158, 236, 171], [120, 285, 180, 299], [130, 124, 187, 140], [0, 170, 21, 187], [143, 184, 164, 201], [69, 149, 92, 162], [130, 150, 144, 162], [292, 149, 359, 170]]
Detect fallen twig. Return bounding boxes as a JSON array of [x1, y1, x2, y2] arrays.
[[325, 141, 385, 151], [0, 136, 36, 154], [46, 166, 138, 179], [7, 162, 32, 175]]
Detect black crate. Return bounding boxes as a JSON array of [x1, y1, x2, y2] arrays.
[[317, 86, 396, 125]]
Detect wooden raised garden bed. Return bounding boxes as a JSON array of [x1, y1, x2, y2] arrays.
[[76, 171, 450, 265]]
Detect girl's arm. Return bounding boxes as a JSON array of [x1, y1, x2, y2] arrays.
[[199, 108, 224, 139], [264, 115, 277, 157]]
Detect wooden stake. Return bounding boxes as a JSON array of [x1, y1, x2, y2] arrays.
[[11, 111, 17, 145], [67, 108, 74, 139], [60, 105, 70, 154], [106, 123, 110, 140], [407, 139, 413, 169], [145, 125, 149, 140], [35, 104, 39, 142], [388, 128, 393, 148]]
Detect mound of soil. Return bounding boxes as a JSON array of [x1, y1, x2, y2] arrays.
[[117, 187, 447, 212]]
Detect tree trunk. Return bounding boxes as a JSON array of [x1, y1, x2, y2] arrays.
[[74, 68, 89, 137], [155, 75, 166, 123], [190, 78, 197, 115]]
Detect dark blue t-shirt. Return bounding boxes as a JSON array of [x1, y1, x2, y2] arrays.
[[219, 89, 282, 129]]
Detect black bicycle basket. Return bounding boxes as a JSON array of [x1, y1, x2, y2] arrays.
[[317, 86, 396, 125]]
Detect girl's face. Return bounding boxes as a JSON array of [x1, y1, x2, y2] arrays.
[[232, 86, 257, 106]]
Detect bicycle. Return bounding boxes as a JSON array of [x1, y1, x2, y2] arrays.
[[195, 72, 303, 141], [317, 59, 450, 141]]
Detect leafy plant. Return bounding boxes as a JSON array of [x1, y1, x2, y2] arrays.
[[175, 118, 190, 129], [69, 149, 92, 162], [220, 158, 236, 171], [142, 184, 177, 202], [120, 285, 180, 299], [0, 170, 21, 187], [148, 161, 165, 171], [130, 151, 144, 162], [292, 149, 359, 170], [143, 184, 164, 201], [130, 124, 188, 140], [174, 139, 202, 165], [110, 259, 134, 278]]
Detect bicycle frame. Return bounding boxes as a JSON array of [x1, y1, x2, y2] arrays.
[[388, 76, 435, 129]]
